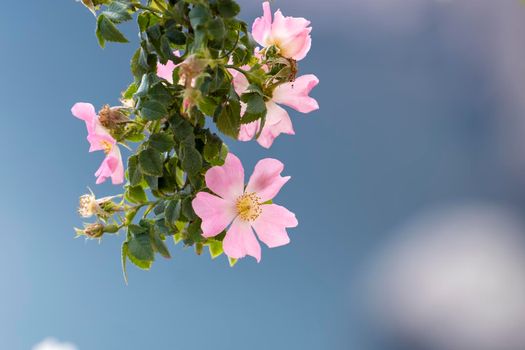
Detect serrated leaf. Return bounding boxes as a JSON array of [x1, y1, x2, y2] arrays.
[[217, 0, 240, 18], [127, 155, 143, 186], [128, 233, 154, 263], [240, 92, 266, 124], [189, 4, 211, 28], [139, 148, 164, 176], [126, 185, 147, 204], [149, 132, 175, 152], [207, 18, 225, 41], [140, 100, 167, 120], [151, 231, 171, 259], [181, 145, 202, 175], [165, 200, 181, 227], [102, 1, 132, 23], [96, 14, 129, 48], [215, 92, 241, 139]]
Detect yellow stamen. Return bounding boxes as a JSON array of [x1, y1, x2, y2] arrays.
[[100, 140, 113, 155], [236, 192, 262, 222]]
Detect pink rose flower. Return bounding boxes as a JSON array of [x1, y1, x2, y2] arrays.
[[192, 153, 298, 262], [231, 68, 319, 148], [71, 102, 124, 185], [252, 1, 312, 61]]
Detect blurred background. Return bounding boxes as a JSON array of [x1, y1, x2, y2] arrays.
[[1, 0, 525, 349]]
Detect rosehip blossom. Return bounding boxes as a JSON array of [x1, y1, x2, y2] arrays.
[[71, 103, 124, 185], [231, 68, 319, 148], [192, 153, 298, 262], [252, 1, 312, 61], [78, 190, 119, 218]]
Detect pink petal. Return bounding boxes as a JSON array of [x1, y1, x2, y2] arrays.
[[205, 153, 245, 202], [252, 1, 273, 46], [229, 67, 249, 96], [246, 158, 290, 202], [272, 10, 311, 38], [288, 32, 311, 61], [279, 30, 312, 61], [71, 102, 97, 134], [252, 204, 298, 248], [272, 74, 319, 113], [87, 132, 115, 153], [256, 102, 295, 148], [109, 146, 124, 185], [157, 60, 177, 84], [223, 217, 262, 262], [270, 9, 311, 60], [192, 192, 236, 237], [239, 120, 258, 142], [94, 146, 124, 185]]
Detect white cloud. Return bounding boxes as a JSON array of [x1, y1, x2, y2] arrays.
[[363, 204, 525, 350], [32, 338, 78, 350]]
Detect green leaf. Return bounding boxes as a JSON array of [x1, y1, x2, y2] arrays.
[[102, 1, 132, 23], [149, 132, 175, 152], [140, 100, 167, 121], [189, 4, 211, 28], [128, 233, 154, 264], [121, 241, 129, 284], [207, 18, 225, 42], [203, 133, 222, 163], [197, 96, 218, 116], [171, 115, 194, 143], [165, 200, 181, 227], [127, 155, 143, 186], [215, 95, 241, 139], [240, 92, 266, 124], [186, 219, 203, 243], [217, 0, 240, 18], [208, 239, 223, 259], [144, 174, 159, 191], [139, 148, 164, 176], [122, 82, 138, 100], [165, 25, 186, 45], [181, 145, 202, 175], [151, 230, 171, 259], [148, 83, 172, 104], [126, 185, 147, 204], [96, 14, 129, 48], [182, 197, 197, 221]]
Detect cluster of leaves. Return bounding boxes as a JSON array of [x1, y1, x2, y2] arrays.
[[78, 0, 277, 279]]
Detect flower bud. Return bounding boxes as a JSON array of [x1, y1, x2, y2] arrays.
[[178, 55, 209, 88], [75, 223, 104, 239], [98, 105, 128, 129], [182, 87, 202, 113]]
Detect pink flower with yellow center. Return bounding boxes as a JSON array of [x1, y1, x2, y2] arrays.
[[231, 68, 319, 148], [252, 1, 312, 61], [71, 102, 124, 185], [192, 153, 298, 262]]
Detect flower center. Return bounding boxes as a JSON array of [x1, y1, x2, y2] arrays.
[[236, 192, 262, 222], [100, 140, 113, 154]]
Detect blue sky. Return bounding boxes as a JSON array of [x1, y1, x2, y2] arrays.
[[2, 1, 525, 349]]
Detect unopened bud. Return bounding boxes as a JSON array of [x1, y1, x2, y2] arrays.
[[75, 223, 104, 239], [98, 105, 128, 129], [178, 55, 209, 87], [182, 88, 201, 113]]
